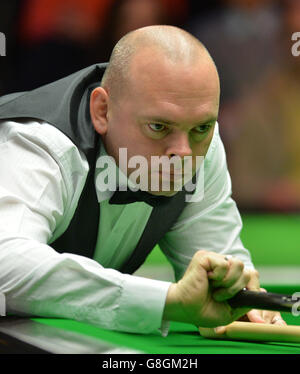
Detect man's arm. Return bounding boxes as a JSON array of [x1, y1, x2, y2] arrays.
[[0, 120, 170, 334]]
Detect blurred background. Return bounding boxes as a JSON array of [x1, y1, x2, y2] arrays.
[[0, 0, 300, 279]]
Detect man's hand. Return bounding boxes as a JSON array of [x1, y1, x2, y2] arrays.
[[163, 250, 251, 327], [242, 270, 286, 326], [210, 269, 287, 335]]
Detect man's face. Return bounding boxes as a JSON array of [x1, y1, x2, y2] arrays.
[[102, 50, 220, 196]]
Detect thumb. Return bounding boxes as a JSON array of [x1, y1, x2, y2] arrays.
[[214, 325, 227, 334]]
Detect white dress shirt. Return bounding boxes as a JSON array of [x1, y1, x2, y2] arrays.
[[0, 119, 254, 334]]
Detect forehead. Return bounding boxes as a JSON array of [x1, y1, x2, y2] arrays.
[[126, 50, 220, 121]]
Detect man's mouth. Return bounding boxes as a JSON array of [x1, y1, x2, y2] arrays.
[[157, 170, 193, 181]]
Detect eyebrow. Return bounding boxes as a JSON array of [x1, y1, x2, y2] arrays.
[[143, 116, 218, 126]]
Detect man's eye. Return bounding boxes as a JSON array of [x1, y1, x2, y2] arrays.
[[148, 123, 166, 132], [194, 124, 211, 134]]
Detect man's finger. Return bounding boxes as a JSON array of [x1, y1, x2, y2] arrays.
[[247, 309, 287, 325], [196, 251, 229, 281], [211, 256, 245, 289], [246, 269, 260, 290], [212, 270, 251, 302], [246, 309, 266, 323]]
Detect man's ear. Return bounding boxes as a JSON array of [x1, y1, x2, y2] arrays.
[[90, 87, 109, 135]]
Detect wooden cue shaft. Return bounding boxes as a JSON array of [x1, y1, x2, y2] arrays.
[[199, 322, 300, 343], [222, 322, 300, 343]]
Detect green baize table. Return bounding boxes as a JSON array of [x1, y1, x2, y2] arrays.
[[0, 284, 300, 355]]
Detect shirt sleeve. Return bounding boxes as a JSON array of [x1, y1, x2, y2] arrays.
[[0, 120, 171, 334], [159, 123, 255, 281]]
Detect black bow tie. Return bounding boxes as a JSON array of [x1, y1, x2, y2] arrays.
[[109, 188, 173, 207], [109, 171, 198, 207]]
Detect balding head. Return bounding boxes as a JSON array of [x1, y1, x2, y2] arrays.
[[101, 25, 218, 101], [90, 25, 220, 197]]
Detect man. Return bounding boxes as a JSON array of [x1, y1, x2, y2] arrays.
[[0, 25, 284, 335]]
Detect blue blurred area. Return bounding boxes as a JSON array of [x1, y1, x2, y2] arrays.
[[0, 0, 299, 212]]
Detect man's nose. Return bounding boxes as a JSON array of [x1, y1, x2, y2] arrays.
[[165, 132, 192, 158]]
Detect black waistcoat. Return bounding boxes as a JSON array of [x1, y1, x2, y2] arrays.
[[0, 63, 187, 274]]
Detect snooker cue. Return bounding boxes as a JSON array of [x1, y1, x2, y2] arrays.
[[228, 289, 300, 313], [200, 289, 300, 343], [200, 322, 300, 343], [225, 322, 300, 342]]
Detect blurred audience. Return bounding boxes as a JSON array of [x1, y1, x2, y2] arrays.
[[7, 0, 189, 92], [10, 0, 115, 91], [95, 0, 189, 62], [207, 0, 300, 211], [0, 1, 23, 95], [187, 0, 282, 103]]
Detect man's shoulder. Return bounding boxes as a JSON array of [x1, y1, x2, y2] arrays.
[[0, 119, 88, 172]]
